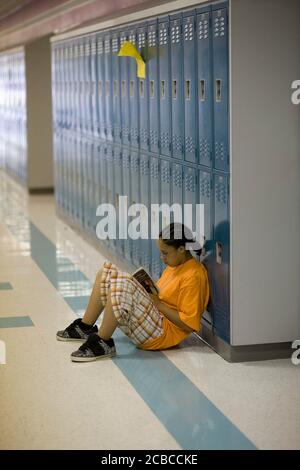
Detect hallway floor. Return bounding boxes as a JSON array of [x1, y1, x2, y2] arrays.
[[0, 170, 299, 450]]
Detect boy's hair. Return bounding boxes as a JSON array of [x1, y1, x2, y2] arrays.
[[159, 223, 203, 257]]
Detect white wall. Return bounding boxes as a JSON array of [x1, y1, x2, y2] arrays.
[[26, 35, 54, 190], [230, 0, 300, 345]]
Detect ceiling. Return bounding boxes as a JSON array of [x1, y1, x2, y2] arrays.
[[0, 0, 33, 22], [0, 0, 163, 52]]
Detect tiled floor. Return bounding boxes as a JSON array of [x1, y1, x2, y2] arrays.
[[0, 170, 299, 450]]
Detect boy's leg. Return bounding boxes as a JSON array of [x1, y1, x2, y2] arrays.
[[82, 268, 105, 325], [70, 288, 118, 362], [97, 288, 118, 340]]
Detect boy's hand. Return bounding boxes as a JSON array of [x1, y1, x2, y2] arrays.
[[149, 293, 161, 308]]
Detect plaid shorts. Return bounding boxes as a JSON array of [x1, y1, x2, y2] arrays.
[[98, 261, 164, 346]]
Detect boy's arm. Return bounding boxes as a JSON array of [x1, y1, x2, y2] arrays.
[[149, 294, 193, 333]]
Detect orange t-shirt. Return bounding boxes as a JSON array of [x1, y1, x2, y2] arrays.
[[139, 257, 209, 350]]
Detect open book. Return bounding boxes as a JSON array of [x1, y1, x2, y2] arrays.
[[132, 267, 160, 295]]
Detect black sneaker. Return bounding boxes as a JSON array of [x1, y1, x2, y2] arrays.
[[56, 318, 98, 342], [70, 333, 116, 362]]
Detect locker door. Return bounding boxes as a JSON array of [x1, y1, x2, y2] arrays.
[[106, 143, 115, 250], [150, 156, 161, 279], [114, 144, 124, 256], [183, 166, 198, 239], [137, 25, 149, 152], [104, 33, 113, 142], [140, 153, 151, 271], [147, 20, 159, 155], [79, 37, 86, 133], [68, 42, 74, 132], [128, 28, 139, 149], [84, 37, 92, 136], [183, 14, 197, 163], [170, 14, 184, 160], [211, 173, 230, 342], [196, 8, 213, 168], [87, 139, 95, 233], [122, 148, 131, 262], [77, 136, 85, 227], [98, 143, 108, 248], [92, 142, 101, 234], [199, 170, 212, 244], [120, 31, 130, 147], [90, 35, 98, 138], [130, 151, 140, 267], [96, 35, 106, 140], [73, 39, 80, 134], [112, 31, 122, 144], [158, 18, 171, 157], [171, 163, 183, 222], [212, 4, 229, 172], [160, 159, 171, 272]]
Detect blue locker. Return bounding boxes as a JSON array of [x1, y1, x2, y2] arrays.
[[106, 143, 115, 250], [183, 13, 197, 163], [70, 135, 76, 220], [63, 43, 69, 130], [84, 37, 92, 136], [82, 138, 90, 230], [171, 163, 183, 221], [158, 18, 171, 157], [183, 166, 198, 238], [111, 31, 122, 144], [98, 142, 108, 247], [212, 4, 229, 172], [77, 136, 85, 227], [104, 33, 113, 141], [140, 153, 151, 271], [79, 37, 85, 133], [137, 25, 149, 152], [66, 133, 72, 217], [73, 39, 80, 134], [119, 31, 130, 147], [128, 28, 139, 149], [130, 150, 140, 267], [170, 14, 184, 160], [160, 158, 171, 272], [199, 170, 213, 243], [113, 144, 124, 256], [211, 173, 230, 342], [90, 35, 98, 138], [122, 148, 131, 263], [68, 42, 74, 131], [150, 156, 161, 279], [96, 34, 106, 140], [196, 7, 213, 168], [87, 139, 95, 233], [147, 20, 159, 155], [92, 142, 101, 234]]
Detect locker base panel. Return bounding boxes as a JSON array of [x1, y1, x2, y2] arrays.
[[198, 320, 293, 363], [29, 187, 54, 195]]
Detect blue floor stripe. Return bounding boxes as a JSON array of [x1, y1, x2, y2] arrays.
[[1, 207, 256, 449], [0, 316, 34, 328], [0, 282, 13, 290]]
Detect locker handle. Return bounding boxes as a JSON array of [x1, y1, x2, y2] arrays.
[[172, 80, 177, 100], [215, 79, 221, 102], [216, 241, 222, 264], [160, 80, 165, 99], [185, 80, 191, 100], [150, 80, 155, 98], [200, 79, 205, 101]]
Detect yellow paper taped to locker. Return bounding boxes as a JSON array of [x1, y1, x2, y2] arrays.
[[118, 41, 146, 78]]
